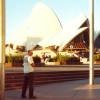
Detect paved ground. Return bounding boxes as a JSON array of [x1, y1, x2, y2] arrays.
[[5, 78, 100, 100]]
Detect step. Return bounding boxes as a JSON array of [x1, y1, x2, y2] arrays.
[[5, 70, 100, 90]]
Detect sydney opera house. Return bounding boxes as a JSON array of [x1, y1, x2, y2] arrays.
[[38, 15, 89, 52], [20, 2, 89, 54], [6, 2, 99, 57]]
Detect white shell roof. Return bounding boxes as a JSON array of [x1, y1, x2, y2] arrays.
[[10, 2, 62, 46], [39, 27, 88, 48], [63, 14, 87, 33], [94, 32, 100, 40], [58, 27, 88, 51], [29, 2, 62, 38], [39, 14, 88, 49]]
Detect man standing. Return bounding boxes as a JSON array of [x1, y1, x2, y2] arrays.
[[21, 50, 36, 99]]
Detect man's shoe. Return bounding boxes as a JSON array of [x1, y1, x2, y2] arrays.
[[29, 96, 37, 99]]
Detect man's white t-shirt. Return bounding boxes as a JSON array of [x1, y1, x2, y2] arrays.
[[23, 55, 34, 73]]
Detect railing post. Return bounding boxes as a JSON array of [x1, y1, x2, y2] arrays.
[[0, 0, 5, 99], [89, 0, 94, 85]]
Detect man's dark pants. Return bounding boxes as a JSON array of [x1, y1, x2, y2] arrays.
[[21, 72, 34, 98]]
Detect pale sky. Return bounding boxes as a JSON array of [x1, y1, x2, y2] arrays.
[[6, 0, 100, 44]]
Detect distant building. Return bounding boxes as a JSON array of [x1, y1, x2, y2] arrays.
[[11, 2, 62, 48], [11, 2, 90, 53], [39, 15, 89, 52]]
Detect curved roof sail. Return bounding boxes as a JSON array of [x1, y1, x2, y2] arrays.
[[27, 2, 62, 38], [39, 14, 89, 49], [63, 14, 88, 33], [58, 27, 88, 51], [11, 2, 62, 46]]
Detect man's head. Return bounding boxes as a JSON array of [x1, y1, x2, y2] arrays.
[[28, 50, 33, 56]]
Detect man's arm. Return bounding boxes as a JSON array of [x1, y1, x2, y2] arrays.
[[31, 63, 35, 67], [28, 56, 35, 67]]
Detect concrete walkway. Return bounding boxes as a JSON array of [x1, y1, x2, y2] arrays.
[[5, 78, 100, 100]]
